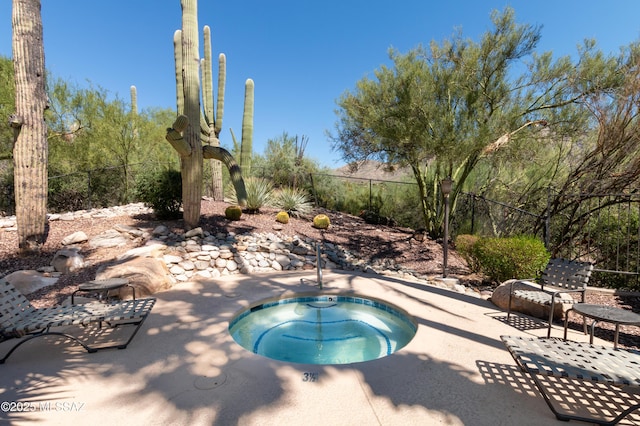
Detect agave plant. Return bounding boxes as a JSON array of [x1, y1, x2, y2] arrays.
[[272, 187, 313, 218], [225, 177, 273, 213]]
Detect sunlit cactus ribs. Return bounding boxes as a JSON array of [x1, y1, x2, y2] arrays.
[[165, 0, 252, 227]]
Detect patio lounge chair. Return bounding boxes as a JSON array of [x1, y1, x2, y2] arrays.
[[507, 258, 593, 337], [501, 335, 640, 425], [0, 279, 155, 364]]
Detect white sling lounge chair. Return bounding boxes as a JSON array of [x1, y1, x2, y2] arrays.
[[0, 279, 155, 364]]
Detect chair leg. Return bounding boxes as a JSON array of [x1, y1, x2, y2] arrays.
[[547, 297, 556, 338], [507, 284, 513, 321], [0, 332, 94, 364], [0, 316, 150, 364]]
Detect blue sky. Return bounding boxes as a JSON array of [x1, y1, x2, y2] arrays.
[[2, 1, 639, 168]]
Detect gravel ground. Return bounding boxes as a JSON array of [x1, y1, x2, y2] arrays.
[[1, 199, 638, 350]]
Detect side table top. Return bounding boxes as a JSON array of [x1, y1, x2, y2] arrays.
[[572, 303, 640, 325]]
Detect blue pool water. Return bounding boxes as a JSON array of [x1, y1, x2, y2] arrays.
[[228, 295, 417, 365]]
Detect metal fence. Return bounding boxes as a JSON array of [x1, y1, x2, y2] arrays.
[[307, 172, 424, 229], [454, 190, 640, 289], [308, 173, 639, 288]]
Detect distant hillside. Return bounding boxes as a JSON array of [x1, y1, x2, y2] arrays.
[[332, 160, 411, 182]]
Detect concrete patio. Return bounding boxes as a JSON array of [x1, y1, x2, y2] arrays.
[[0, 269, 622, 425]]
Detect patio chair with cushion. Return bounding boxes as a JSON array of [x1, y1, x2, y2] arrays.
[[507, 258, 593, 337], [0, 279, 155, 364], [501, 335, 640, 425]]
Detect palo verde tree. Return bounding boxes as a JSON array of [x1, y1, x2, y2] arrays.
[[331, 7, 614, 237], [10, 0, 48, 253], [532, 42, 640, 254]]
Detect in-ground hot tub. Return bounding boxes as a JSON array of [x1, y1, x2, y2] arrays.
[[228, 294, 417, 365]]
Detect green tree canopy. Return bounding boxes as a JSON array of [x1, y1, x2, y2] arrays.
[[331, 7, 624, 236]]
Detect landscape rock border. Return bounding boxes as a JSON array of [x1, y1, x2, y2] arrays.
[[0, 203, 487, 300]]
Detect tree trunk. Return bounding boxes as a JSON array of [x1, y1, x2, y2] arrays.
[[12, 0, 48, 254]]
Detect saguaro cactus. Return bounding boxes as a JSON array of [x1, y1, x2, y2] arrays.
[[12, 0, 49, 253], [240, 78, 254, 174], [201, 25, 224, 199], [177, 0, 202, 228], [167, 0, 247, 228], [130, 85, 138, 115]]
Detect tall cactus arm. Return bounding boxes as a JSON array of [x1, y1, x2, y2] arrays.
[[200, 112, 211, 142], [240, 78, 254, 173], [202, 145, 247, 206], [202, 25, 214, 129], [229, 127, 240, 154], [215, 53, 226, 137], [166, 115, 192, 157], [173, 30, 184, 116], [130, 85, 138, 114]]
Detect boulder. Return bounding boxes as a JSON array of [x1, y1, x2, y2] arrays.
[[61, 231, 88, 245], [51, 248, 85, 274], [185, 227, 203, 238], [89, 229, 130, 248], [116, 244, 166, 261], [491, 280, 569, 320], [95, 257, 173, 298], [4, 270, 59, 295]]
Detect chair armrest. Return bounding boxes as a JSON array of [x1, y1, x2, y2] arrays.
[[545, 287, 586, 296]]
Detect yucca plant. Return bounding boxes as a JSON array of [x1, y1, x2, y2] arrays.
[[272, 187, 313, 217], [225, 177, 273, 213]]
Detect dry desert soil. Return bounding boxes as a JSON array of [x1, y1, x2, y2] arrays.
[[1, 199, 638, 350]]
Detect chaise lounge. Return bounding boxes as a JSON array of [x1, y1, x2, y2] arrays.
[[0, 279, 155, 364], [501, 335, 640, 425]]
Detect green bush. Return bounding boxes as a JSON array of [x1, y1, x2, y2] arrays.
[[135, 168, 182, 219], [472, 235, 549, 283], [454, 234, 481, 272], [271, 187, 313, 217], [0, 170, 13, 215], [48, 172, 87, 212]]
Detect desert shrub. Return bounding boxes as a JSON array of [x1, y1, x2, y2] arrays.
[[48, 172, 88, 212], [88, 166, 131, 207], [276, 211, 290, 224], [575, 210, 639, 291], [135, 168, 182, 219], [271, 187, 313, 217], [225, 177, 273, 213], [225, 205, 242, 221], [359, 209, 396, 226], [0, 163, 14, 215], [454, 234, 481, 272], [472, 235, 549, 283], [313, 214, 330, 229]]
